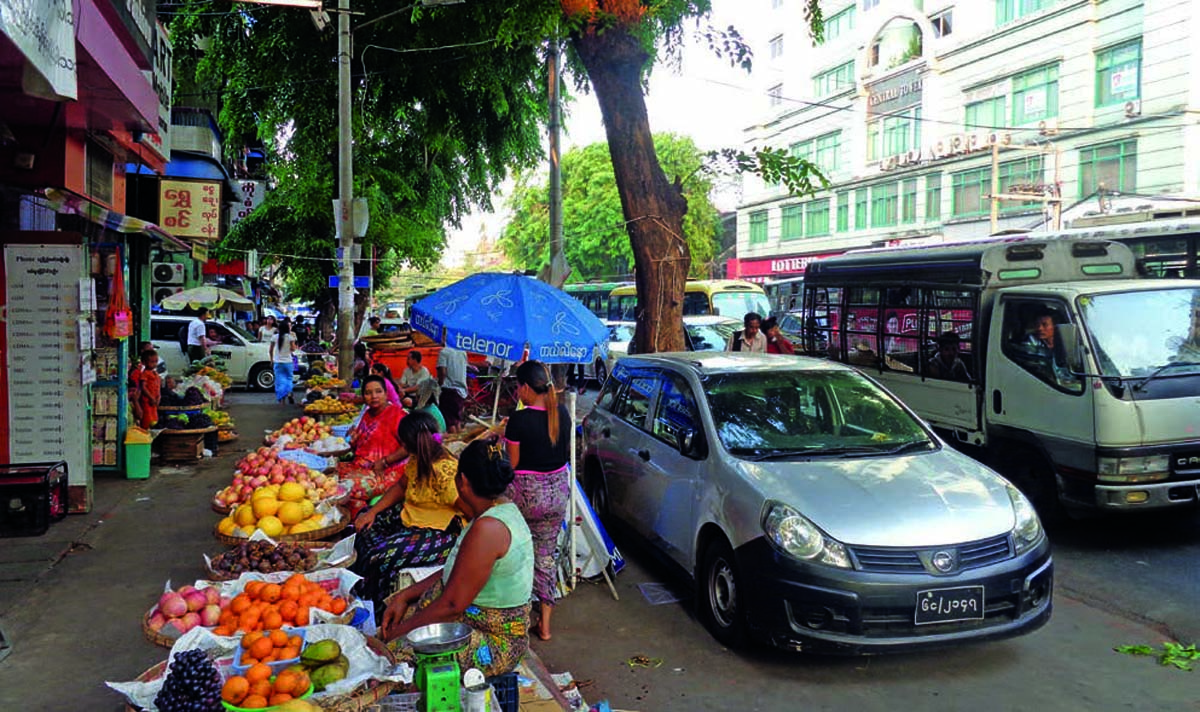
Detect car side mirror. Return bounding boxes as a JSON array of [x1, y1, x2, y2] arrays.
[[679, 428, 703, 458], [1058, 323, 1084, 373]]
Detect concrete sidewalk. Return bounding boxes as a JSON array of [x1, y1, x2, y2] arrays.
[[0, 393, 307, 711]]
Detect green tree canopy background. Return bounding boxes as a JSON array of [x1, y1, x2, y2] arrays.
[[498, 133, 723, 282]]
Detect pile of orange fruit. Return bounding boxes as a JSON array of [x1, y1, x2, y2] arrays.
[[220, 657, 311, 709], [239, 628, 303, 667], [211, 574, 349, 636]]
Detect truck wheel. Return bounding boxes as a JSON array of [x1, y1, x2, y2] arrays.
[[1003, 448, 1066, 525], [698, 537, 747, 648], [251, 364, 275, 391]]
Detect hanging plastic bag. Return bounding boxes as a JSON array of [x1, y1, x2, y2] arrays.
[[104, 254, 133, 339]]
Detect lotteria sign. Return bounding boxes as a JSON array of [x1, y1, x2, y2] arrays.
[[731, 251, 843, 280]]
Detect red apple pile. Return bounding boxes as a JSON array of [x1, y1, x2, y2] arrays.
[[212, 447, 340, 509], [146, 584, 228, 637], [265, 416, 333, 447]]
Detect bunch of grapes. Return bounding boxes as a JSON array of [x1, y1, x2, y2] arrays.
[[153, 649, 222, 712]]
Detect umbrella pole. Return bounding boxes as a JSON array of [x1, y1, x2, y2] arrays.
[[491, 364, 503, 426], [568, 388, 577, 590]]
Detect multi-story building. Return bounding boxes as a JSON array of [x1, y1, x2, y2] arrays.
[[731, 0, 1200, 284]]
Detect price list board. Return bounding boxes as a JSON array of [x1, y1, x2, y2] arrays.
[[4, 244, 89, 495]]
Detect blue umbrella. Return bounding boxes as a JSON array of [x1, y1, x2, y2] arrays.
[[410, 273, 609, 364]]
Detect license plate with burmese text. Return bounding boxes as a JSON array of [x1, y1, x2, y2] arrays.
[[914, 586, 985, 625]]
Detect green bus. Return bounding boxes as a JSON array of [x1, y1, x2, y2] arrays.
[[564, 281, 630, 318]]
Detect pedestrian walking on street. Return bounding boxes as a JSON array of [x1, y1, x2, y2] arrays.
[[270, 320, 297, 404], [258, 315, 277, 342], [727, 312, 768, 353], [437, 345, 469, 434], [186, 307, 213, 362], [762, 316, 795, 355], [503, 360, 571, 641]]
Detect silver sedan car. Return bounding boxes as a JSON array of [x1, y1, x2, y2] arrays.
[[582, 352, 1052, 653]]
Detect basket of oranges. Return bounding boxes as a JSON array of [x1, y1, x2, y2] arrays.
[[218, 629, 315, 709]]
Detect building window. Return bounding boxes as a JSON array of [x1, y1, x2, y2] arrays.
[[813, 61, 855, 97], [996, 0, 1054, 26], [768, 84, 784, 107], [869, 108, 921, 161], [863, 0, 880, 9], [1096, 39, 1141, 107], [790, 139, 814, 163], [871, 182, 899, 227], [950, 158, 1046, 217], [837, 191, 851, 232], [772, 0, 783, 8], [86, 141, 114, 206], [931, 11, 953, 37], [781, 204, 804, 240], [815, 131, 841, 172], [925, 173, 942, 220], [805, 199, 831, 236], [901, 179, 918, 223], [749, 210, 769, 244], [855, 189, 868, 229], [769, 35, 784, 60], [965, 96, 1006, 130], [1079, 140, 1137, 197], [1012, 64, 1059, 125], [823, 5, 856, 43]]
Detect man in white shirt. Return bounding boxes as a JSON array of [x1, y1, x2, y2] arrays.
[[398, 350, 433, 406], [437, 346, 469, 433], [727, 312, 768, 353], [187, 308, 214, 363]]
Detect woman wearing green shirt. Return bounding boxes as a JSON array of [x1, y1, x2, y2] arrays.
[[382, 435, 533, 676], [413, 378, 447, 433]]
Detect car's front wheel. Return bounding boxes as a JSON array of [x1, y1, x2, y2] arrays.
[[698, 536, 746, 648], [251, 364, 275, 391], [593, 359, 608, 386], [582, 460, 610, 523]]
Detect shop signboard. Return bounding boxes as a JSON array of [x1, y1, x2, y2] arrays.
[[733, 252, 844, 282], [160, 179, 221, 240], [229, 180, 266, 232], [3, 244, 90, 499], [138, 21, 172, 162], [0, 0, 78, 100], [867, 68, 922, 118]]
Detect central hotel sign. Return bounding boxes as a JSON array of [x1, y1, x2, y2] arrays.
[[867, 68, 923, 117]]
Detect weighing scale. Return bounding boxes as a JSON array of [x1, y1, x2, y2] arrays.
[[406, 622, 472, 712]]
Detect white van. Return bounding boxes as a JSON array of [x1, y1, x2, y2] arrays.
[[149, 315, 275, 390]]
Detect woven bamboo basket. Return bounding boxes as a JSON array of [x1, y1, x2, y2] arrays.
[[158, 425, 219, 436], [158, 402, 211, 413], [213, 505, 351, 546], [141, 610, 182, 649]]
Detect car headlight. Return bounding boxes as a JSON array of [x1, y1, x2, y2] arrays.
[[1096, 455, 1170, 483], [1006, 484, 1043, 554], [762, 502, 851, 568]]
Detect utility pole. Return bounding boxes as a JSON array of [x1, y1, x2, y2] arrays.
[[988, 141, 1063, 233], [335, 0, 355, 386]]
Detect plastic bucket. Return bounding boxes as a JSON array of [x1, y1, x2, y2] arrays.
[[125, 443, 151, 479]]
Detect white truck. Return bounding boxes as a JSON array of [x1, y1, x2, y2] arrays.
[[804, 236, 1200, 515]]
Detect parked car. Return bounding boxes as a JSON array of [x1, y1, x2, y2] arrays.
[[604, 316, 740, 375], [149, 315, 276, 390], [581, 352, 1052, 653]]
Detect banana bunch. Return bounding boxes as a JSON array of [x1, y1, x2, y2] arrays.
[[204, 408, 233, 428], [290, 639, 349, 691]]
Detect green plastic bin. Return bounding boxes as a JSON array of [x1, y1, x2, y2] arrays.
[[125, 442, 151, 479]]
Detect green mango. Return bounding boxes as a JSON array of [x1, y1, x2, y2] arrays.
[[310, 660, 349, 691], [300, 639, 342, 665]]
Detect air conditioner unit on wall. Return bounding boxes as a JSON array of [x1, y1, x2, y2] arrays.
[[153, 285, 184, 304], [152, 262, 185, 285], [1124, 100, 1142, 118]]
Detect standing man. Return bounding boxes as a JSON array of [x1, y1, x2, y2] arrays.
[[727, 312, 768, 353], [437, 346, 469, 434], [187, 308, 213, 363]]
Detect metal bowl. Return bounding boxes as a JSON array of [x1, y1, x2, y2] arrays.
[[405, 622, 473, 654]]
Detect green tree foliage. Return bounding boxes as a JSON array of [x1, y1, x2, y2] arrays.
[[167, 1, 550, 304], [499, 133, 722, 281]]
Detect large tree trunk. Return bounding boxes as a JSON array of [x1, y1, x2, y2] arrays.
[[572, 27, 689, 354]]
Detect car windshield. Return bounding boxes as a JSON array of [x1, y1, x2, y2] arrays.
[[703, 369, 932, 457], [225, 321, 255, 342], [1079, 287, 1200, 378], [686, 322, 737, 351], [712, 292, 771, 321], [610, 324, 635, 343]]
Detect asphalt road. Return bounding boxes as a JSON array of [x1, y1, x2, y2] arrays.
[[539, 389, 1200, 711]]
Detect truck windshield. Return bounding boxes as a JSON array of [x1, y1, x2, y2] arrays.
[[1080, 287, 1200, 378]]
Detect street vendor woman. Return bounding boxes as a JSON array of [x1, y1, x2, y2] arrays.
[[339, 375, 407, 517], [382, 435, 533, 677], [352, 411, 463, 615]]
